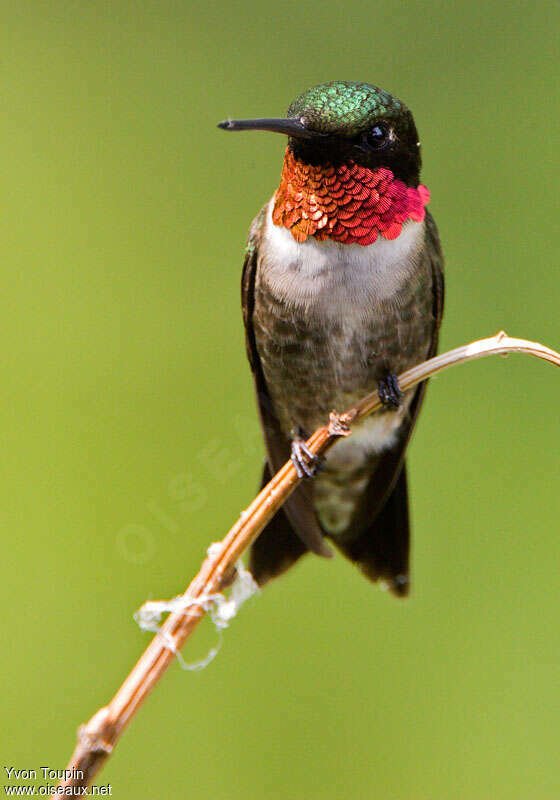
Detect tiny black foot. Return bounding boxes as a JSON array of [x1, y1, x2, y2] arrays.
[[290, 437, 323, 479], [378, 373, 404, 410]]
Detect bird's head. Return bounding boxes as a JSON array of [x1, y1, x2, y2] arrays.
[[219, 82, 428, 245], [219, 81, 421, 185]]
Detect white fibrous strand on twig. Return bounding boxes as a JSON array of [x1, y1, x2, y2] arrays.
[[134, 546, 259, 671]]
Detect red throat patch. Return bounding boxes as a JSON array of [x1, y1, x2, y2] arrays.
[[272, 149, 430, 246]]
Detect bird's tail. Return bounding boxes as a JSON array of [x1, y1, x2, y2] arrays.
[[334, 464, 410, 596], [249, 462, 411, 597]]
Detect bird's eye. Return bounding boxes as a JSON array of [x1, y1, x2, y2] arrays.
[[365, 123, 391, 149]]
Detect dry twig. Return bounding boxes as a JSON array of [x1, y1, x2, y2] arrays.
[[54, 332, 560, 794]]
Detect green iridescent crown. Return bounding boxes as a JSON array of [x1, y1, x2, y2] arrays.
[[287, 81, 406, 137]]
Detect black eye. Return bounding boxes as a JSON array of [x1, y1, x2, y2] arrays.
[[366, 123, 391, 149]]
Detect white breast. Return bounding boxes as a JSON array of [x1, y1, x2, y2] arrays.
[[262, 198, 425, 318]]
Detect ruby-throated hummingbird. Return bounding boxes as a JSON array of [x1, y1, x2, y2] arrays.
[[219, 81, 444, 595]]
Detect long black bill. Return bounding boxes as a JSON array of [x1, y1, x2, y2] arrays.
[[217, 117, 317, 140]]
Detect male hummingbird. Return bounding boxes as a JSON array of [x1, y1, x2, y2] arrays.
[[219, 81, 444, 595]]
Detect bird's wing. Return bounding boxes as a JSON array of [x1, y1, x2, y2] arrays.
[[426, 210, 445, 338], [241, 207, 332, 558]]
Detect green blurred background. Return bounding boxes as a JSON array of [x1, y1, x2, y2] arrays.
[[2, 1, 559, 797]]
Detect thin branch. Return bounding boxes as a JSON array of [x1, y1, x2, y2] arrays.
[[53, 332, 560, 794]]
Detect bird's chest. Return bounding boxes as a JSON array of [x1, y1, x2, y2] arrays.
[[253, 202, 431, 434]]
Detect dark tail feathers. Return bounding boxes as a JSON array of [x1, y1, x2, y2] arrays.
[[335, 465, 410, 596], [249, 463, 410, 596]]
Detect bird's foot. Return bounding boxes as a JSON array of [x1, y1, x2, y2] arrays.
[[378, 373, 404, 410], [290, 437, 323, 479]]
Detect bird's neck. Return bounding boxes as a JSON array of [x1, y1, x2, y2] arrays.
[[272, 148, 430, 247]]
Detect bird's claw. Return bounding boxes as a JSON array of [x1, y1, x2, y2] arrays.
[[378, 373, 404, 410], [290, 438, 323, 479]]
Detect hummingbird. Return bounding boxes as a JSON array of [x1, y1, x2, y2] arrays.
[[219, 81, 444, 595]]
